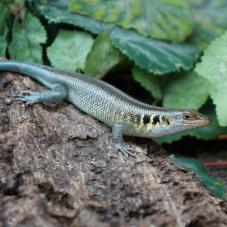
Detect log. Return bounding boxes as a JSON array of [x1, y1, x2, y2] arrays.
[[0, 71, 226, 227]]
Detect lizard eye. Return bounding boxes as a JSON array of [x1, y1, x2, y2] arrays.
[[183, 114, 192, 120]]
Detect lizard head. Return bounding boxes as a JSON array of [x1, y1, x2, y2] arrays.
[[172, 110, 211, 128], [140, 110, 211, 138], [171, 110, 209, 122], [157, 110, 211, 137]]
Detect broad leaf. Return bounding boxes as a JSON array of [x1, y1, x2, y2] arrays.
[[0, 3, 9, 56], [189, 0, 227, 49], [160, 108, 227, 143], [69, 0, 193, 42], [170, 155, 226, 198], [0, 36, 7, 56], [9, 12, 47, 63], [35, 0, 113, 35], [47, 30, 94, 72], [36, 0, 198, 74], [0, 3, 9, 35], [132, 67, 162, 100], [196, 31, 227, 126], [163, 71, 209, 109], [85, 31, 125, 78], [111, 27, 199, 74]]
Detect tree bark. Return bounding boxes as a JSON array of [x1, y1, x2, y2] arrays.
[[0, 71, 227, 227]]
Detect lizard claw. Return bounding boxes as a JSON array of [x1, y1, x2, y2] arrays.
[[115, 143, 136, 157]]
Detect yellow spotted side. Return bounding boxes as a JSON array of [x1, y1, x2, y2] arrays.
[[116, 111, 171, 133]]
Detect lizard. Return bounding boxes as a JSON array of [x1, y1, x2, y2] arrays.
[[0, 60, 211, 156]]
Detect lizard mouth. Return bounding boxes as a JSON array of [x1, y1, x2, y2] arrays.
[[197, 118, 211, 126], [198, 114, 212, 125]]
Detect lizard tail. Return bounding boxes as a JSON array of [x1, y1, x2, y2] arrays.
[[0, 60, 39, 79], [0, 60, 53, 89]]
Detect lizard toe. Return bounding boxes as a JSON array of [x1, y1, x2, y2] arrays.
[[115, 143, 136, 157]]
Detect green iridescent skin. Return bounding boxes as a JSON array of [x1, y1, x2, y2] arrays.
[[0, 61, 211, 156]]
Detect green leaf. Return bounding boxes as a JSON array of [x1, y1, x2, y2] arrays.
[[36, 0, 198, 74], [0, 3, 9, 35], [0, 36, 7, 56], [35, 0, 113, 35], [85, 31, 125, 77], [163, 71, 209, 109], [196, 31, 227, 126], [47, 30, 94, 72], [160, 107, 227, 143], [132, 67, 162, 100], [111, 27, 199, 75], [69, 0, 193, 42], [7, 0, 25, 14], [189, 0, 227, 49], [170, 154, 226, 198], [9, 12, 47, 63], [0, 3, 9, 56]]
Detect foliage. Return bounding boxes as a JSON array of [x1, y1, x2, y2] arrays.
[[189, 0, 227, 49], [35, 0, 113, 34], [132, 67, 162, 100], [170, 155, 226, 198], [47, 30, 94, 72], [0, 0, 227, 143], [0, 3, 9, 56], [68, 0, 193, 42], [85, 31, 125, 77], [110, 27, 198, 75], [196, 31, 227, 126], [9, 12, 46, 63], [163, 71, 209, 110]]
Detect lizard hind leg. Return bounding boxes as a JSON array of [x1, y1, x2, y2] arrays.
[[112, 123, 135, 157], [12, 84, 67, 105]]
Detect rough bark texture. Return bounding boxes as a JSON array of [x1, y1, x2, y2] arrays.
[[0, 71, 227, 227]]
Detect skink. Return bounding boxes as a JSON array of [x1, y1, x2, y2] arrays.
[[0, 61, 211, 156]]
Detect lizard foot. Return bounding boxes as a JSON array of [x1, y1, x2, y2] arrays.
[[10, 85, 67, 105], [115, 143, 135, 157], [10, 92, 40, 105]]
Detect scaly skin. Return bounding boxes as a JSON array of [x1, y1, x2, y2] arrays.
[[0, 61, 211, 156]]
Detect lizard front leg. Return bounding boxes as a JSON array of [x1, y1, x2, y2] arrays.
[[12, 84, 67, 105], [112, 123, 135, 157]]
